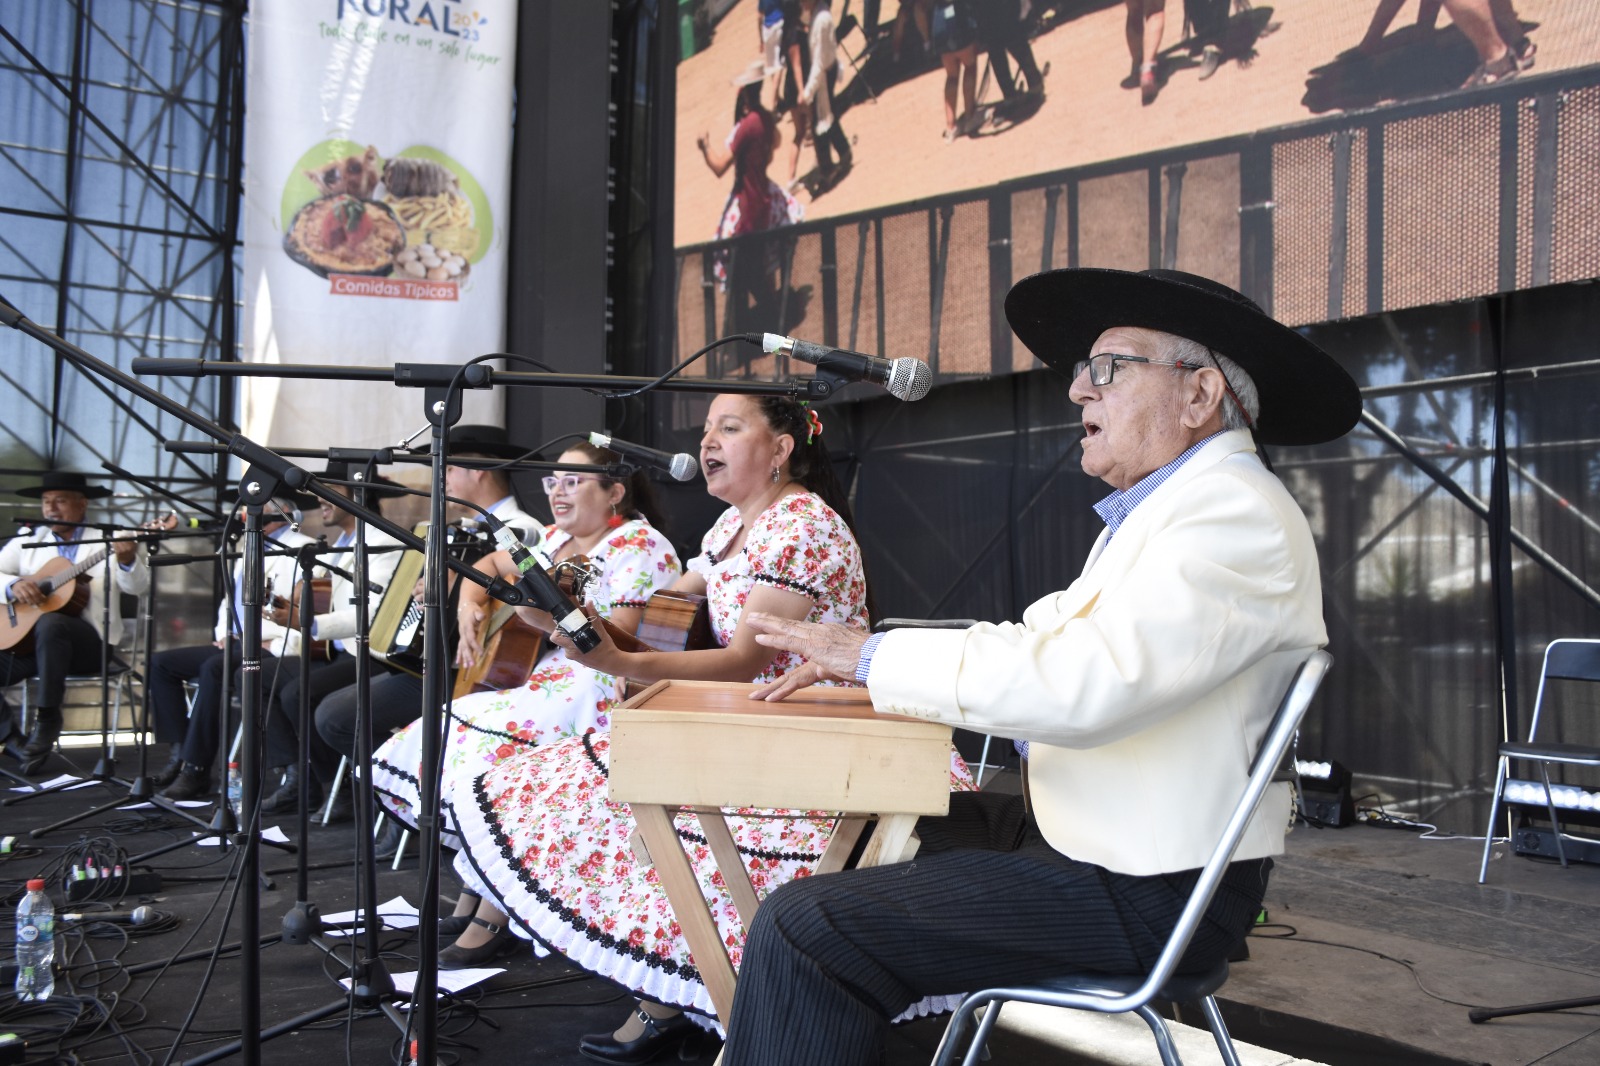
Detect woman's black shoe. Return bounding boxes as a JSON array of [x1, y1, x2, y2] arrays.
[[438, 913, 472, 937], [577, 1007, 698, 1064], [436, 916, 519, 970]]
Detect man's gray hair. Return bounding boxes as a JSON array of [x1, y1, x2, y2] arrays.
[[1158, 334, 1260, 432]]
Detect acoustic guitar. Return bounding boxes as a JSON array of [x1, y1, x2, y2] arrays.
[[266, 577, 336, 661], [450, 556, 599, 700], [0, 515, 174, 653]]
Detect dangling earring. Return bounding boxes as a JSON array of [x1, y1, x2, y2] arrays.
[[606, 501, 625, 529], [770, 467, 781, 485]]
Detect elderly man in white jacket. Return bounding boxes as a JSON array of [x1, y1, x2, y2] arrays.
[[0, 472, 150, 772], [728, 268, 1362, 1066]]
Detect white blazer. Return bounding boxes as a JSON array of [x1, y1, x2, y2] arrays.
[[866, 431, 1327, 876], [0, 526, 151, 647], [306, 523, 405, 652], [214, 527, 314, 654]]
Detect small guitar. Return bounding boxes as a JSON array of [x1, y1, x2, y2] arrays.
[[605, 589, 712, 655], [603, 588, 713, 702], [0, 515, 172, 653], [266, 576, 336, 661], [451, 556, 599, 700]]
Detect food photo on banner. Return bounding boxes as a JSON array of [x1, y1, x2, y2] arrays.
[[241, 0, 516, 452]]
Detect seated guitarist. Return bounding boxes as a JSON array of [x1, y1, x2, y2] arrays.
[[310, 424, 542, 829], [0, 471, 150, 774]]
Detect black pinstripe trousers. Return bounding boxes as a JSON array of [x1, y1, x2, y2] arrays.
[[720, 792, 1270, 1066]]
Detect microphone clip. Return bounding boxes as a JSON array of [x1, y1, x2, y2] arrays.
[[800, 367, 853, 401]]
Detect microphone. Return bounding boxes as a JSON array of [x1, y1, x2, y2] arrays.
[[482, 514, 601, 653], [173, 515, 232, 532], [758, 334, 932, 401], [588, 432, 698, 482], [63, 905, 157, 926]]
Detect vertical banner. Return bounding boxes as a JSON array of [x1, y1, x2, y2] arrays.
[[241, 0, 517, 453]]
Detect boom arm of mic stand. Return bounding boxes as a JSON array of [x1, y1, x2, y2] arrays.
[[100, 459, 224, 520]]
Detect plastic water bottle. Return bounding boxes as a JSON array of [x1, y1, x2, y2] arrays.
[[226, 762, 243, 825], [15, 878, 54, 1001]]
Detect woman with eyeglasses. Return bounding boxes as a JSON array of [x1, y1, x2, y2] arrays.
[[370, 441, 679, 861], [433, 394, 974, 1062]]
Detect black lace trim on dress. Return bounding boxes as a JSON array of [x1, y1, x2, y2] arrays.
[[469, 763, 704, 983], [751, 571, 821, 600]]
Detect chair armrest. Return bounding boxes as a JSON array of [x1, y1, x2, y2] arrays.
[[872, 617, 978, 634]]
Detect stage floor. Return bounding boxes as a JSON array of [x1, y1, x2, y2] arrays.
[[3, 750, 1595, 1065]]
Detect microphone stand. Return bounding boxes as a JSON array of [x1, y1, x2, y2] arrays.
[[7, 309, 800, 1066]]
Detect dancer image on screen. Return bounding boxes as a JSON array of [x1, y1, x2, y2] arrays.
[[933, 0, 982, 139], [698, 81, 804, 335], [798, 0, 852, 188], [438, 394, 974, 1063]]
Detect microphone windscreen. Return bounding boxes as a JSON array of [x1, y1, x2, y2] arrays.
[[888, 358, 933, 402], [668, 454, 699, 482]]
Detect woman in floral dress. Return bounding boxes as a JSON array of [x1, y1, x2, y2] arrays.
[[369, 442, 679, 851], [438, 394, 975, 1058]]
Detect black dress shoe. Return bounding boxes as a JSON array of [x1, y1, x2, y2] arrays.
[[21, 713, 62, 759], [18, 749, 52, 777], [161, 766, 212, 801], [436, 916, 519, 970], [577, 1007, 700, 1064], [150, 754, 184, 787], [373, 819, 405, 862], [322, 791, 354, 823], [262, 769, 322, 815]]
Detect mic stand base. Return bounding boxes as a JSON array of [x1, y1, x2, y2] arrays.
[[20, 765, 218, 838], [176, 932, 403, 1066]]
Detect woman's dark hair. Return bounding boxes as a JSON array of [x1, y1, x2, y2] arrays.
[[754, 396, 858, 531], [734, 81, 767, 124], [559, 441, 669, 535], [753, 395, 876, 622]]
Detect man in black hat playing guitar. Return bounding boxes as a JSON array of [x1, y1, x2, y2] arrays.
[[0, 472, 150, 773]]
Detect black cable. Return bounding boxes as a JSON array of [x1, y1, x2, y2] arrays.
[[1250, 923, 1507, 1010]]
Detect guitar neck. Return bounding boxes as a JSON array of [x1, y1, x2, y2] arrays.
[[40, 545, 111, 593]]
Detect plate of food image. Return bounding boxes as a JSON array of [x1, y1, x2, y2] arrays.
[[283, 194, 408, 278]]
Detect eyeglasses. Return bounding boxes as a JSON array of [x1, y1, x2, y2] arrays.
[[541, 474, 603, 494], [1071, 353, 1201, 387], [1072, 352, 1255, 428]]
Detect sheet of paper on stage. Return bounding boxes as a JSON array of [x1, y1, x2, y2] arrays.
[[12, 774, 98, 792], [196, 824, 291, 846], [347, 967, 505, 1000], [322, 895, 420, 935]]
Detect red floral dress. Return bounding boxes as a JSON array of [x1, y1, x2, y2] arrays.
[[446, 493, 975, 1028], [370, 519, 679, 847]]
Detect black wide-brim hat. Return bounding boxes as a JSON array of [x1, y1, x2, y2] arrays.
[[1005, 268, 1362, 446], [15, 471, 113, 499], [419, 424, 525, 461]]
